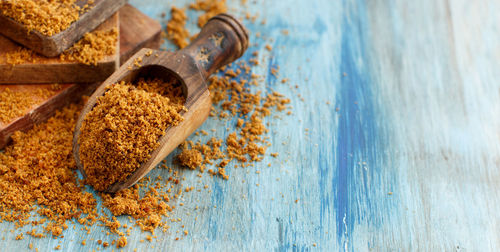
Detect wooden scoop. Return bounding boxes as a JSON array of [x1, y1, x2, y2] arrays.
[[73, 14, 249, 193]]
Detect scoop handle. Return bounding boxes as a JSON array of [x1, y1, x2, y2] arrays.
[[181, 14, 249, 79]]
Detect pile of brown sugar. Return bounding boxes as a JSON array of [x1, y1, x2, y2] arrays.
[[1, 28, 117, 66], [177, 148, 204, 169], [0, 0, 93, 36], [1, 47, 37, 65], [60, 28, 118, 65], [0, 96, 185, 248], [0, 101, 97, 236], [0, 86, 56, 123], [79, 78, 186, 191]]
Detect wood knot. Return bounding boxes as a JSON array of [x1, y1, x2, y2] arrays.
[[208, 32, 224, 48], [195, 47, 210, 65]]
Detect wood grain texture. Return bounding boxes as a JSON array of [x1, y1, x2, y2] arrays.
[[0, 13, 119, 84], [0, 0, 126, 57], [1, 0, 500, 251]]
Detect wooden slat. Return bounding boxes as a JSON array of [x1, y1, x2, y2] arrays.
[[0, 13, 119, 84]]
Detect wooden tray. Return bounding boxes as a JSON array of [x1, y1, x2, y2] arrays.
[[0, 0, 127, 57], [0, 13, 119, 84], [0, 4, 162, 149]]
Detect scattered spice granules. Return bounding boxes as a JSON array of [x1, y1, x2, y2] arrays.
[[173, 69, 290, 176], [165, 7, 190, 49], [189, 0, 227, 28], [0, 0, 92, 36], [15, 233, 24, 240], [165, 0, 227, 48], [79, 78, 186, 191], [0, 87, 56, 123], [101, 182, 174, 234]]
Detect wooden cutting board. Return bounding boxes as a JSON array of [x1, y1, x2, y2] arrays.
[[0, 4, 162, 149], [0, 0, 126, 57], [0, 13, 119, 84]]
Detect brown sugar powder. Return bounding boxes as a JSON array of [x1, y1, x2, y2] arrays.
[[116, 236, 127, 248], [79, 78, 186, 191], [102, 186, 170, 234], [1, 47, 37, 65], [1, 28, 117, 66], [0, 101, 96, 234], [0, 97, 184, 246], [174, 65, 290, 174], [60, 28, 118, 65], [0, 0, 91, 36], [0, 87, 56, 123], [177, 148, 203, 169]]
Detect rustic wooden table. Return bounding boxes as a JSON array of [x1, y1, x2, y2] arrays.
[[1, 0, 499, 251]]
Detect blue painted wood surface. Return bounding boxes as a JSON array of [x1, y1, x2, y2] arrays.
[[1, 0, 500, 251]]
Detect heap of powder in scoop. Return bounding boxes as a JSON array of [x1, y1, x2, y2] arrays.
[[78, 78, 186, 191]]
